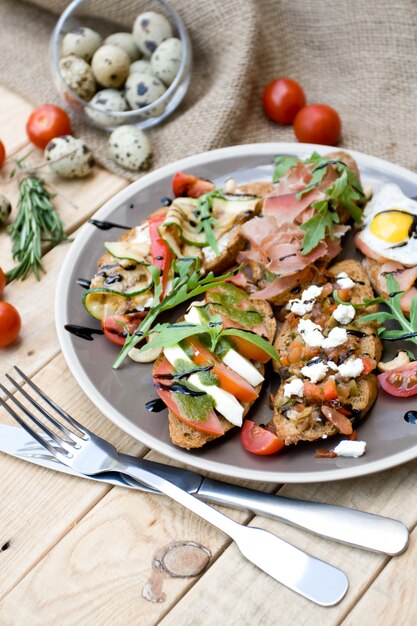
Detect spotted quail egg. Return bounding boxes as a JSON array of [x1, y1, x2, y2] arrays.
[[44, 135, 95, 178], [86, 89, 128, 127], [133, 11, 173, 56], [0, 194, 12, 226], [104, 32, 141, 62], [125, 72, 166, 115], [151, 37, 182, 86], [62, 27, 102, 62], [108, 125, 151, 171], [129, 59, 154, 76], [91, 44, 130, 88], [59, 55, 96, 101]]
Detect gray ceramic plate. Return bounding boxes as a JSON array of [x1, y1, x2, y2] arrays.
[[55, 143, 417, 483]]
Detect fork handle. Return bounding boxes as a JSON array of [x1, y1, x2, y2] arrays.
[[115, 460, 348, 606]]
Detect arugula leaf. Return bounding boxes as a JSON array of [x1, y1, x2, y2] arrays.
[[140, 322, 209, 352], [272, 156, 299, 183], [300, 202, 339, 255], [296, 163, 329, 199], [195, 190, 227, 255], [221, 328, 280, 362]]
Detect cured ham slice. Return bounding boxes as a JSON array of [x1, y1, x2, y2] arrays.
[[252, 266, 319, 300], [362, 257, 417, 313]]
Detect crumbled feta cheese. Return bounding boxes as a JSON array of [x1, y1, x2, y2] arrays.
[[333, 303, 356, 324], [289, 285, 323, 316], [337, 358, 364, 378], [336, 272, 355, 290], [301, 361, 328, 383], [327, 360, 339, 371], [283, 378, 304, 399], [131, 224, 150, 244], [322, 327, 348, 349], [333, 440, 366, 458], [298, 319, 324, 347]]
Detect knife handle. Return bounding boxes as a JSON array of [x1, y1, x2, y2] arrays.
[[197, 478, 409, 555]]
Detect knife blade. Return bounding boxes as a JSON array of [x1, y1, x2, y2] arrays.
[[0, 424, 409, 555]]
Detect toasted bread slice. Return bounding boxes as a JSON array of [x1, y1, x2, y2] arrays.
[[272, 259, 381, 445], [166, 297, 276, 449], [238, 181, 275, 197]]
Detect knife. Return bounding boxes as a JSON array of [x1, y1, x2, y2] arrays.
[[0, 424, 408, 555]]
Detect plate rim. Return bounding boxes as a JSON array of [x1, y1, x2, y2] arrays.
[[55, 142, 417, 483]]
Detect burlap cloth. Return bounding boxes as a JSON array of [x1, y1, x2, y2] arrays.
[[1, 0, 416, 180]]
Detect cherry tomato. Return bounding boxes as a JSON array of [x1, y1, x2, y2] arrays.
[[26, 104, 72, 149], [0, 268, 6, 296], [101, 312, 146, 347], [148, 212, 173, 298], [153, 357, 224, 436], [0, 302, 21, 348], [172, 172, 214, 198], [378, 361, 417, 397], [262, 78, 306, 125], [187, 339, 259, 402], [0, 141, 6, 168], [293, 104, 342, 146], [241, 420, 285, 455]]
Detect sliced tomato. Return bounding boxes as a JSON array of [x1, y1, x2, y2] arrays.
[[186, 339, 259, 402], [172, 171, 214, 198], [323, 378, 338, 402], [153, 357, 224, 436], [101, 312, 146, 346], [241, 420, 285, 455], [149, 212, 173, 298], [303, 382, 324, 403], [378, 361, 417, 397]]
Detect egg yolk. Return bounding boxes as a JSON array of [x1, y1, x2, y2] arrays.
[[370, 210, 414, 243]]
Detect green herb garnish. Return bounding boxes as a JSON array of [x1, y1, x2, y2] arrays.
[[7, 176, 66, 281], [112, 258, 239, 369], [359, 274, 417, 346], [272, 156, 299, 183], [195, 190, 226, 254]]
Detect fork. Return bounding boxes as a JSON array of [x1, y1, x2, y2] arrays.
[[0, 367, 348, 606]]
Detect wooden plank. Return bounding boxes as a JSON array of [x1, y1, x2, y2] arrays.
[[0, 352, 148, 603], [157, 461, 417, 626], [0, 86, 33, 154]]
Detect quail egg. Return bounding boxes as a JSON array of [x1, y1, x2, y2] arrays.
[[133, 11, 173, 56], [129, 59, 154, 76], [108, 125, 151, 171], [62, 27, 102, 62], [151, 37, 182, 86], [125, 72, 166, 115], [104, 32, 141, 62], [59, 55, 96, 101], [44, 135, 95, 178], [91, 44, 130, 88], [86, 89, 128, 127], [0, 194, 12, 226]]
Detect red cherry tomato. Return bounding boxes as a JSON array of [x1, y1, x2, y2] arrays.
[[0, 268, 5, 296], [0, 141, 6, 168], [172, 172, 214, 198], [262, 78, 306, 125], [101, 312, 146, 347], [240, 420, 285, 455], [293, 104, 342, 146], [26, 104, 72, 149], [378, 361, 417, 397], [0, 302, 21, 348]]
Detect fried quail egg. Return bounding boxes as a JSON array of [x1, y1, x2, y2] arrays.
[[355, 183, 417, 266]]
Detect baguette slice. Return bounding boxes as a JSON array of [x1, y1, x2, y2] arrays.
[[166, 298, 276, 449], [273, 259, 381, 445]]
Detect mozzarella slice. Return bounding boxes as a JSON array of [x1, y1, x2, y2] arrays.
[[163, 344, 244, 427], [184, 306, 264, 387]]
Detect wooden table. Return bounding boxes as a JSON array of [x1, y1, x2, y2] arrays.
[[0, 86, 416, 626]]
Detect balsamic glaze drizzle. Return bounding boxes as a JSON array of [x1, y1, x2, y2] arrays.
[[154, 365, 213, 381], [65, 324, 104, 341], [346, 329, 368, 338], [145, 398, 166, 412], [404, 410, 417, 424], [161, 196, 172, 206], [76, 278, 91, 289], [154, 382, 207, 397], [384, 331, 417, 341], [88, 219, 131, 230]]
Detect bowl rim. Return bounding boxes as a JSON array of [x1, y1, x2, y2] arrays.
[[50, 0, 192, 120]]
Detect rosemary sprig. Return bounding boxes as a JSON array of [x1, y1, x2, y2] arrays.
[[6, 176, 66, 282]]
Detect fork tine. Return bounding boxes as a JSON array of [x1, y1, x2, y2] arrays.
[[0, 395, 62, 459], [6, 374, 79, 443], [0, 383, 69, 452], [13, 367, 90, 437]]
